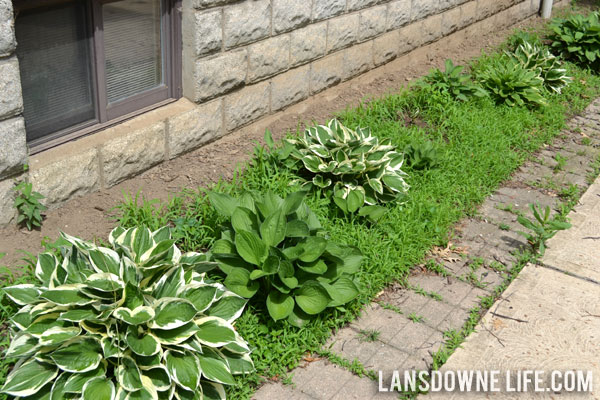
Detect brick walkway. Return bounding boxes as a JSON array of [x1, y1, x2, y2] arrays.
[[252, 100, 600, 400]]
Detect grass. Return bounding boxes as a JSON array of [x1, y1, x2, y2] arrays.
[[2, 15, 600, 400], [357, 329, 381, 343]]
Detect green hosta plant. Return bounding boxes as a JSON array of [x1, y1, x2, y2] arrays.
[[476, 58, 547, 107], [421, 59, 487, 101], [403, 141, 440, 171], [0, 227, 253, 400], [284, 119, 409, 220], [549, 12, 600, 70], [208, 191, 363, 327], [509, 41, 572, 94]]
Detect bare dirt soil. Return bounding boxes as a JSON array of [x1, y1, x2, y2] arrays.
[[0, 10, 575, 270]]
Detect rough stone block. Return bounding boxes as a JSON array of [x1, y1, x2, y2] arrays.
[[0, 117, 26, 180], [248, 35, 290, 82], [359, 5, 387, 41], [442, 4, 462, 35], [223, 0, 271, 49], [411, 0, 438, 21], [190, 50, 247, 102], [167, 100, 223, 158], [374, 30, 400, 66], [398, 21, 422, 54], [0, 57, 23, 119], [0, 0, 15, 57], [273, 0, 311, 33], [440, 0, 470, 11], [343, 41, 373, 80], [326, 14, 360, 52], [185, 10, 222, 57], [290, 22, 327, 66], [312, 0, 346, 21], [348, 0, 380, 12], [460, 0, 478, 26], [30, 149, 100, 207], [421, 14, 443, 44], [310, 52, 344, 94], [101, 122, 166, 186], [224, 82, 270, 131], [386, 0, 411, 31], [0, 177, 17, 225], [271, 65, 310, 111], [531, 0, 541, 13]]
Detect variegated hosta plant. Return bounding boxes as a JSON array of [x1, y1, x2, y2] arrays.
[[0, 227, 253, 400], [284, 119, 409, 221], [508, 41, 572, 94]]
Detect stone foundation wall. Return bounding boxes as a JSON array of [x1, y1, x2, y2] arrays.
[[0, 0, 555, 225]]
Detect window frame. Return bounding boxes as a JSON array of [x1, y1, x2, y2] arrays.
[[14, 0, 182, 154]]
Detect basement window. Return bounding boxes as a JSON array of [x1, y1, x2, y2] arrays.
[[14, 0, 182, 152]]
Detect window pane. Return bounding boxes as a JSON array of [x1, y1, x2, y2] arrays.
[[103, 0, 164, 104], [16, 2, 96, 142]]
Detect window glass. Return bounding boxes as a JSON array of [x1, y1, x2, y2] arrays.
[[16, 2, 96, 142], [103, 0, 164, 104]]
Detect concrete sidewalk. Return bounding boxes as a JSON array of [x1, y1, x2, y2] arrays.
[[422, 179, 600, 399]]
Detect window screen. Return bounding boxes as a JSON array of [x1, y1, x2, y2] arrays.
[[16, 2, 96, 142]]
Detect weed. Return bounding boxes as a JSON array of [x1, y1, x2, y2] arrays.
[[358, 329, 381, 342], [13, 182, 46, 230], [499, 222, 510, 231], [553, 152, 568, 172], [517, 203, 572, 256], [424, 259, 450, 277], [377, 302, 403, 314], [408, 313, 424, 323], [581, 137, 592, 146]]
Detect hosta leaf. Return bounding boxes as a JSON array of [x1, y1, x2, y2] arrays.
[[39, 326, 81, 346], [234, 230, 267, 266], [117, 356, 143, 391], [212, 239, 236, 255], [35, 253, 59, 288], [101, 337, 121, 358], [294, 281, 330, 315], [151, 299, 197, 329], [259, 210, 286, 247], [152, 322, 199, 345], [231, 207, 259, 233], [0, 359, 58, 397], [88, 247, 120, 275], [205, 293, 247, 323], [165, 351, 200, 391], [86, 272, 124, 292], [367, 178, 384, 194], [322, 276, 359, 306], [208, 192, 238, 218], [82, 377, 115, 400], [382, 174, 407, 193], [179, 284, 218, 313], [266, 291, 294, 321], [58, 307, 100, 322], [299, 237, 327, 263], [282, 191, 306, 215], [2, 284, 41, 305], [5, 333, 39, 358], [41, 284, 94, 306], [63, 361, 107, 393], [151, 266, 185, 299], [298, 259, 328, 275], [223, 268, 259, 298], [285, 220, 310, 238], [126, 328, 161, 357], [346, 189, 364, 213], [50, 337, 103, 373], [201, 382, 226, 400], [220, 349, 254, 375], [195, 316, 236, 346], [143, 367, 171, 392], [49, 372, 71, 400], [198, 349, 235, 385], [286, 306, 313, 328], [114, 306, 155, 326]]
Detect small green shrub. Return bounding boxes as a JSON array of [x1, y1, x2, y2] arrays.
[[517, 203, 571, 255], [281, 119, 409, 220], [549, 12, 600, 70], [476, 58, 547, 107], [403, 141, 440, 171], [506, 30, 542, 50], [13, 182, 46, 231], [208, 191, 363, 327], [421, 59, 487, 101], [509, 41, 572, 94], [0, 227, 253, 399]]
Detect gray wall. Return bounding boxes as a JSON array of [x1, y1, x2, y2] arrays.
[[0, 0, 546, 225]]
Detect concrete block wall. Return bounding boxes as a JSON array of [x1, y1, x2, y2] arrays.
[[0, 0, 554, 225]]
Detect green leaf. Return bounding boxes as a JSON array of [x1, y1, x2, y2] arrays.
[[282, 191, 307, 215], [208, 192, 238, 218], [285, 220, 310, 238], [114, 306, 155, 326], [151, 298, 197, 329], [50, 338, 103, 373], [63, 362, 107, 392], [294, 281, 330, 315], [41, 284, 94, 306], [266, 291, 294, 321], [39, 326, 81, 346], [205, 293, 247, 323], [2, 284, 40, 305], [195, 316, 237, 346], [323, 276, 359, 306], [298, 259, 328, 274], [117, 356, 143, 391], [231, 207, 259, 233], [201, 382, 226, 400], [165, 351, 200, 391], [152, 322, 199, 345], [143, 367, 171, 392], [299, 236, 327, 263], [234, 230, 267, 265], [179, 285, 218, 313], [223, 268, 260, 298], [0, 360, 57, 397], [260, 210, 286, 247], [198, 349, 235, 385], [82, 378, 115, 400], [126, 328, 161, 357], [346, 189, 364, 213], [4, 333, 39, 358]]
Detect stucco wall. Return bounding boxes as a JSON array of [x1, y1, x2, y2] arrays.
[[0, 0, 550, 225]]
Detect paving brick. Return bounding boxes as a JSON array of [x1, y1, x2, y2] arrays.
[[436, 275, 477, 306], [416, 299, 456, 328], [408, 274, 446, 294], [457, 286, 488, 310], [390, 320, 439, 354], [378, 285, 430, 315], [252, 382, 314, 400], [437, 307, 471, 332], [292, 360, 356, 399], [331, 374, 380, 399], [350, 304, 411, 344], [325, 327, 385, 365], [364, 345, 410, 378]]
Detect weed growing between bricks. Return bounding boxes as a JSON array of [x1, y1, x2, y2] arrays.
[[2, 16, 600, 400]]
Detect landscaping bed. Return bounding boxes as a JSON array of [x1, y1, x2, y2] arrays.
[[1, 3, 600, 400]]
